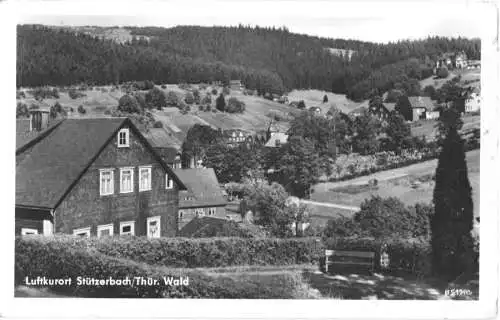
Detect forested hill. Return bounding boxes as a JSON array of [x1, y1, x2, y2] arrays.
[[17, 24, 480, 101]]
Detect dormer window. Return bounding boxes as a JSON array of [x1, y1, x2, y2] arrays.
[[118, 128, 130, 147]]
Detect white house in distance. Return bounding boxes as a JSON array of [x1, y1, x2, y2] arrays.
[[465, 92, 481, 113]]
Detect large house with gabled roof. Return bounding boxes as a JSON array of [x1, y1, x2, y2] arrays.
[[15, 117, 187, 237]]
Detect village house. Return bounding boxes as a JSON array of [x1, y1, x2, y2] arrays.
[[143, 127, 183, 169], [368, 102, 396, 120], [265, 132, 289, 148], [436, 51, 468, 70], [465, 91, 481, 113], [309, 106, 322, 116], [408, 96, 435, 121], [467, 60, 481, 69], [222, 129, 254, 147], [16, 117, 187, 237], [174, 168, 227, 230], [16, 106, 64, 151], [229, 80, 243, 91]]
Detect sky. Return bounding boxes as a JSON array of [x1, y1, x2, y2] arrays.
[[15, 0, 489, 43]]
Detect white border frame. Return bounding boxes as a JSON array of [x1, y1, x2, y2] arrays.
[[72, 227, 91, 237], [2, 1, 499, 320], [99, 168, 114, 196], [97, 223, 114, 237], [139, 165, 152, 191], [119, 167, 134, 193], [119, 220, 135, 235], [117, 128, 130, 148]]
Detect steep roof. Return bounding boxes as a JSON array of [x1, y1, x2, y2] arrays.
[[265, 132, 289, 147], [383, 103, 396, 112], [174, 168, 226, 208], [16, 117, 186, 210], [408, 96, 434, 110], [16, 118, 64, 151], [143, 127, 182, 150]]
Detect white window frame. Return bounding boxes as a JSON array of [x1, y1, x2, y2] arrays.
[[120, 167, 135, 194], [165, 173, 174, 189], [178, 210, 185, 222], [139, 166, 152, 191], [119, 221, 135, 236], [195, 208, 205, 217], [73, 227, 91, 237], [97, 224, 114, 238], [21, 228, 38, 236], [146, 216, 161, 238], [99, 168, 114, 196], [208, 207, 216, 216], [117, 128, 130, 147]]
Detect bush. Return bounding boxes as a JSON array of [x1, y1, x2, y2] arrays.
[[297, 100, 306, 109], [118, 95, 141, 114], [211, 88, 218, 95], [22, 236, 323, 269], [192, 89, 201, 104], [132, 80, 155, 91], [322, 237, 432, 276], [322, 196, 432, 240], [226, 97, 246, 113], [15, 236, 315, 298], [161, 84, 167, 89], [16, 102, 29, 118], [145, 87, 167, 110], [178, 83, 192, 91], [77, 105, 86, 114], [437, 67, 449, 79], [16, 90, 26, 99], [153, 121, 163, 128], [166, 91, 181, 108], [50, 101, 64, 118], [68, 88, 86, 100], [31, 87, 59, 100], [184, 92, 195, 105]]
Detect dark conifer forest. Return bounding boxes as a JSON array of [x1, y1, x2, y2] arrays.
[[17, 24, 480, 101]]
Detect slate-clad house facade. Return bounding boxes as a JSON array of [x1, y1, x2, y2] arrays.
[[15, 117, 186, 237]]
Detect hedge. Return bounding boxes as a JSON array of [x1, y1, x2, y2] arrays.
[[18, 236, 324, 269], [321, 237, 432, 277], [325, 143, 479, 183], [15, 236, 317, 298]]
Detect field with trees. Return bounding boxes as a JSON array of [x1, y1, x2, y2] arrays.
[[311, 149, 479, 217]]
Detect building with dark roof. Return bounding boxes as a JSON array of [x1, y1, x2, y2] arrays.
[[173, 168, 227, 229], [408, 96, 435, 121], [143, 128, 182, 169], [16, 117, 186, 237]]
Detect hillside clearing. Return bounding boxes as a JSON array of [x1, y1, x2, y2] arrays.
[[311, 149, 480, 216], [287, 89, 362, 115]]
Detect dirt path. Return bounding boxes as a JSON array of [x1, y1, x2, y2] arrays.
[[300, 199, 360, 212], [303, 271, 453, 300]]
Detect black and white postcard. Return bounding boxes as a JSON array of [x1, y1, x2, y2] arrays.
[[1, 0, 498, 319]]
